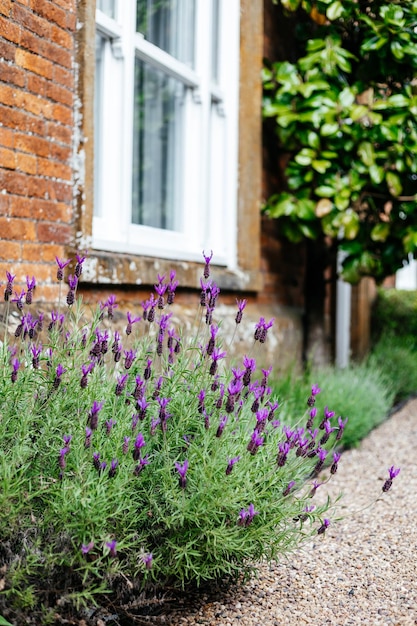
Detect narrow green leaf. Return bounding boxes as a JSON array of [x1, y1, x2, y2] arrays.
[[0, 617, 14, 626]]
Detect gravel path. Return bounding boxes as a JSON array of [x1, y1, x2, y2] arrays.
[[170, 399, 417, 626]]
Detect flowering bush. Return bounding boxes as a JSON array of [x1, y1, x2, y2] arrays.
[[0, 253, 399, 623]]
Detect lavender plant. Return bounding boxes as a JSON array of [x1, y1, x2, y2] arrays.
[[0, 253, 399, 621]]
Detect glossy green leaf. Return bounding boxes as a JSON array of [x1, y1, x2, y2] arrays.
[[369, 164, 385, 185], [386, 171, 403, 197], [312, 159, 331, 173], [357, 142, 375, 166], [326, 1, 344, 20], [371, 223, 390, 242]]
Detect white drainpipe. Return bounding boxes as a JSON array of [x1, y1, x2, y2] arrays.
[[335, 251, 351, 368]]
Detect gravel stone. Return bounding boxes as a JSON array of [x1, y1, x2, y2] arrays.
[[168, 399, 417, 626]]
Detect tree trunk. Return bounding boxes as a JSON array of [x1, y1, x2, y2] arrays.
[[303, 237, 335, 368]]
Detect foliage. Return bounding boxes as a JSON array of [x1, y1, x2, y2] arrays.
[[272, 359, 395, 449], [0, 254, 346, 624], [371, 287, 417, 343], [368, 334, 417, 405], [263, 0, 417, 283]]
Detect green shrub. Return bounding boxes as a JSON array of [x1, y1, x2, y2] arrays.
[[372, 288, 417, 345], [0, 255, 346, 624], [272, 362, 395, 449], [368, 334, 417, 404]]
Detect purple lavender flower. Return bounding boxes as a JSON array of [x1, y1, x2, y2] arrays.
[[306, 407, 317, 429], [12, 290, 26, 311], [75, 252, 87, 278], [242, 355, 256, 386], [137, 397, 149, 421], [88, 400, 104, 430], [314, 447, 328, 474], [216, 415, 228, 438], [175, 459, 189, 489], [336, 416, 348, 441], [319, 420, 335, 445], [25, 276, 36, 305], [100, 294, 118, 319], [124, 349, 137, 370], [382, 466, 400, 492], [11, 358, 20, 383], [126, 311, 141, 336], [55, 257, 71, 281], [84, 427, 92, 448], [317, 518, 330, 535], [206, 324, 219, 356], [235, 298, 247, 324], [105, 540, 117, 558], [247, 430, 264, 455], [4, 271, 15, 301], [66, 274, 78, 306], [142, 553, 153, 570], [267, 400, 279, 421], [53, 363, 66, 389], [197, 389, 206, 413], [277, 441, 290, 467], [105, 418, 116, 435], [92, 451, 101, 470], [282, 481, 295, 497], [309, 480, 322, 498], [133, 433, 145, 461], [209, 347, 226, 376], [108, 458, 118, 478], [134, 455, 150, 475], [167, 270, 179, 305], [58, 446, 69, 470], [31, 343, 42, 369], [202, 249, 213, 279], [237, 503, 259, 527], [81, 541, 94, 555], [254, 317, 274, 343], [80, 361, 95, 388], [115, 373, 129, 396], [226, 455, 241, 475], [144, 358, 152, 381], [307, 383, 321, 407], [331, 451, 341, 474], [122, 436, 130, 454]]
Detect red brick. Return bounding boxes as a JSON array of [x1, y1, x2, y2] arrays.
[[0, 84, 16, 106], [0, 193, 9, 215], [66, 11, 76, 31], [0, 61, 26, 87], [15, 132, 49, 158], [16, 152, 37, 174], [52, 64, 73, 89], [36, 283, 60, 302], [46, 121, 72, 145], [15, 89, 53, 118], [0, 169, 29, 195], [40, 242, 64, 262], [0, 39, 16, 61], [0, 127, 15, 149], [0, 106, 46, 135], [0, 15, 21, 43], [11, 261, 53, 282], [21, 241, 40, 261], [49, 142, 70, 162], [26, 175, 50, 199], [37, 157, 71, 180], [15, 48, 53, 79], [0, 0, 12, 16], [0, 146, 16, 169], [46, 81, 72, 106], [51, 103, 72, 126], [11, 3, 51, 39], [37, 221, 72, 244], [0, 216, 36, 240], [46, 179, 72, 202], [50, 23, 73, 50], [27, 73, 47, 96], [31, 198, 71, 222], [29, 0, 67, 30], [0, 240, 22, 260], [7, 195, 32, 218]]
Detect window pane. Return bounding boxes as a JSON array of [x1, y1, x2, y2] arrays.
[[132, 58, 184, 230], [212, 0, 220, 83], [136, 0, 195, 66], [97, 0, 116, 19], [94, 33, 106, 217]]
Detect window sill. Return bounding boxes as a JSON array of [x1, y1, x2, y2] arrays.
[[65, 248, 263, 293]]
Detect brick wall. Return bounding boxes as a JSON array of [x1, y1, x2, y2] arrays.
[[0, 0, 76, 301]]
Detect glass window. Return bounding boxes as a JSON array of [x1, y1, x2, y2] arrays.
[[97, 0, 116, 19], [132, 60, 184, 230], [136, 0, 195, 67]]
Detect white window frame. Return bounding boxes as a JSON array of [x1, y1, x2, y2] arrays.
[[93, 0, 240, 268]]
